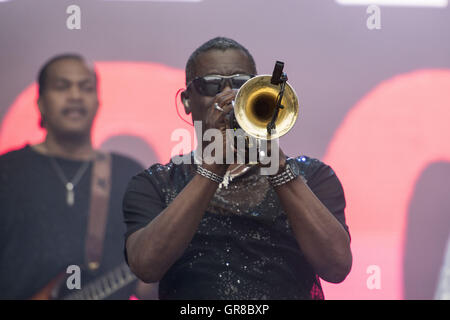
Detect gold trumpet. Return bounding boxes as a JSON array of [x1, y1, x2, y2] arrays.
[[231, 73, 299, 140]]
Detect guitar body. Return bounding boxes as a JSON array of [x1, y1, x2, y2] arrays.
[[31, 272, 66, 300]]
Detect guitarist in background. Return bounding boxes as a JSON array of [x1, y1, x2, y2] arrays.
[[0, 53, 154, 299]]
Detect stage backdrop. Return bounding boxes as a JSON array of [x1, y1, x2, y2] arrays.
[[1, 0, 449, 299]]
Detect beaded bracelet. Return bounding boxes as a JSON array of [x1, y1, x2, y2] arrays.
[[268, 163, 306, 187], [196, 165, 224, 184]]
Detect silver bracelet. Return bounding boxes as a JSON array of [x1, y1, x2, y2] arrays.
[[196, 165, 224, 184], [268, 163, 306, 187]]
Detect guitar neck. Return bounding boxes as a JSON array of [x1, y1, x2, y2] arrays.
[[63, 263, 137, 300]]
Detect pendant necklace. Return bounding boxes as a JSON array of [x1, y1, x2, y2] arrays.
[[47, 149, 91, 206]]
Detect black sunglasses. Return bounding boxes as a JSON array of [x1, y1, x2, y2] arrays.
[[188, 74, 254, 97]]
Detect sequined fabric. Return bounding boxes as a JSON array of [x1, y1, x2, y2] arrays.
[[124, 153, 348, 300]]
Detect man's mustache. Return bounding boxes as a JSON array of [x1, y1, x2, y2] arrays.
[[62, 105, 88, 115]]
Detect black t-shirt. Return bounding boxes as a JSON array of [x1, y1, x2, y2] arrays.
[[0, 145, 143, 299], [123, 154, 349, 300]]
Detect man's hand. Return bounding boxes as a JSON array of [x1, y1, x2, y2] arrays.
[[201, 89, 237, 175]]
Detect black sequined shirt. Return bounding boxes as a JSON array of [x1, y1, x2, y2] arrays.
[[123, 154, 349, 300]]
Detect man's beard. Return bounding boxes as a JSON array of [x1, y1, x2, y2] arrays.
[[49, 123, 93, 144]]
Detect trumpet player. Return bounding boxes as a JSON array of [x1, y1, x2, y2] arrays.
[[123, 37, 352, 299]]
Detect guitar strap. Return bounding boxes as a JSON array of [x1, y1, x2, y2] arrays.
[[85, 151, 112, 272]]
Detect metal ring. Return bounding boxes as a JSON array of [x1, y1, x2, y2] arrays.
[[214, 103, 224, 112]]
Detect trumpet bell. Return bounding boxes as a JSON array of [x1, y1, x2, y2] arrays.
[[234, 75, 299, 140]]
